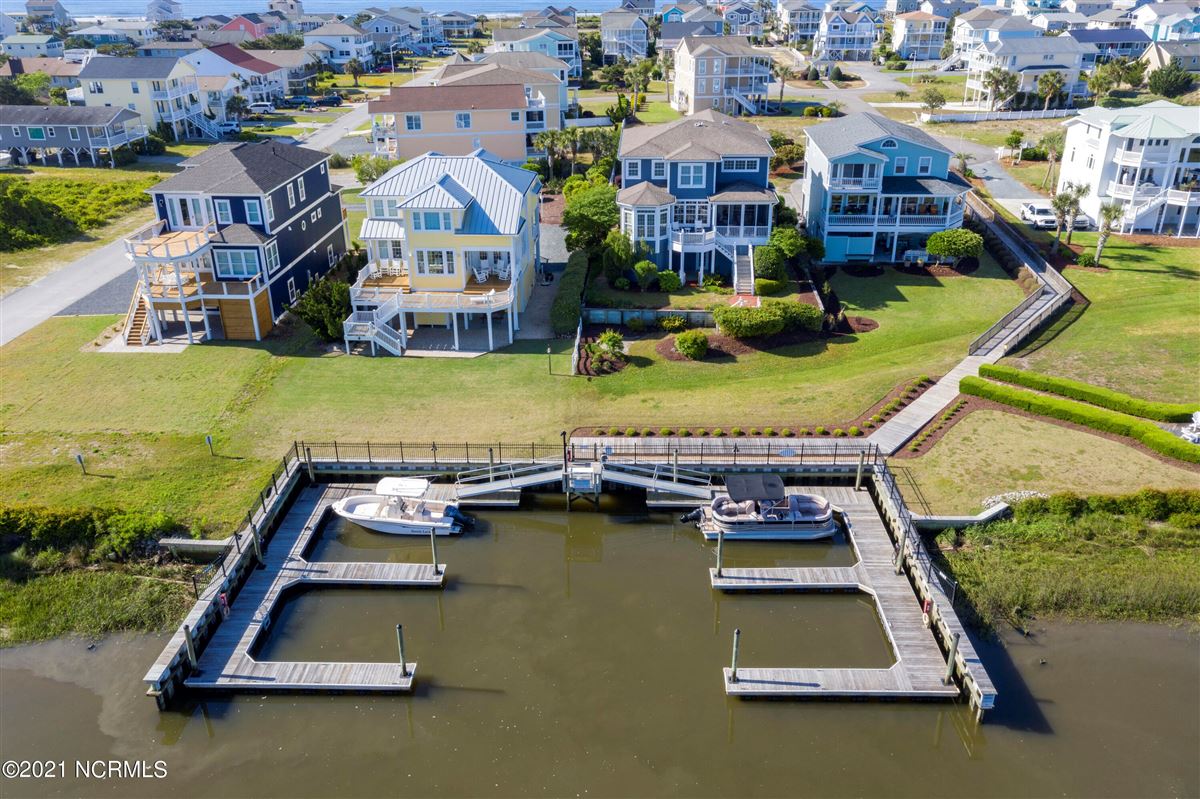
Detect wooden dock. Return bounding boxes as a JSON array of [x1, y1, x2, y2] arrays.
[[715, 485, 961, 700], [185, 484, 443, 694]]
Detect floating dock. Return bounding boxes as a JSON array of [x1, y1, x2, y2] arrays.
[[184, 484, 442, 694]]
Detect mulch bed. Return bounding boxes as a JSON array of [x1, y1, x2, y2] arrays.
[[654, 328, 824, 362], [842, 375, 938, 432], [893, 257, 980, 278], [892, 396, 1200, 470], [846, 315, 878, 333], [576, 334, 629, 377], [539, 192, 565, 225]]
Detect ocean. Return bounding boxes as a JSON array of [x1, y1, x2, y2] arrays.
[[52, 0, 625, 18]]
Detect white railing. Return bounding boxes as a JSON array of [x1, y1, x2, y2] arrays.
[[125, 220, 216, 261], [671, 229, 717, 250], [826, 213, 876, 225], [829, 176, 882, 189], [1113, 147, 1174, 166], [1167, 188, 1200, 206], [715, 225, 770, 240], [386, 286, 516, 312], [919, 108, 1079, 123], [898, 213, 949, 226], [1107, 180, 1162, 200]]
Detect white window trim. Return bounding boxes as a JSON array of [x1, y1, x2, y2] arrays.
[[265, 196, 275, 223], [722, 158, 757, 172], [213, 248, 260, 279], [214, 199, 233, 225], [286, 184, 295, 208], [894, 156, 908, 175], [625, 159, 641, 180], [297, 179, 306, 203], [405, 113, 421, 131], [651, 159, 666, 179], [918, 156, 932, 175], [327, 243, 335, 266], [677, 163, 706, 188], [287, 276, 297, 303], [244, 200, 263, 225], [264, 240, 280, 275], [455, 112, 472, 129], [414, 249, 457, 275]]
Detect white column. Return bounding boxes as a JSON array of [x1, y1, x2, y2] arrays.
[[173, 263, 195, 344], [399, 311, 407, 347], [451, 313, 459, 350], [248, 288, 262, 342], [507, 308, 514, 344], [487, 310, 494, 351], [199, 295, 211, 340]]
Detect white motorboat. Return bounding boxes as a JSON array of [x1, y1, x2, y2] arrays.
[[331, 477, 471, 535], [691, 474, 840, 540]]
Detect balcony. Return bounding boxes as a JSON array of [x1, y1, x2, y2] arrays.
[[351, 260, 515, 311], [1113, 147, 1175, 167], [90, 124, 149, 147], [716, 225, 770, 241], [125, 220, 215, 263], [829, 176, 882, 190], [670, 229, 716, 252], [825, 211, 962, 228], [827, 213, 876, 226], [1167, 187, 1200, 207], [1107, 180, 1162, 200]]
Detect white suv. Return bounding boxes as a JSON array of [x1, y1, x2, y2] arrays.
[[248, 102, 276, 114]]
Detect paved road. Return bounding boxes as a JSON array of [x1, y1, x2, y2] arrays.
[[298, 101, 370, 152]]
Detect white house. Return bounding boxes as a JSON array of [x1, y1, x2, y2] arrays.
[[600, 10, 650, 62], [183, 44, 289, 104], [670, 35, 773, 116], [776, 0, 823, 41], [1, 34, 64, 58], [813, 10, 880, 60], [892, 11, 949, 59], [489, 25, 581, 79], [1132, 2, 1200, 41], [965, 35, 1094, 106], [1058, 100, 1200, 236], [304, 21, 376, 70]]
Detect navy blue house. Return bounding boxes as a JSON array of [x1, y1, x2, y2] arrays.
[[615, 110, 777, 289], [123, 141, 347, 344]]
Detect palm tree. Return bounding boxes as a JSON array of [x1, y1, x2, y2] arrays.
[[1094, 201, 1124, 266], [1087, 64, 1115, 101], [560, 126, 583, 174], [1063, 182, 1088, 245], [1039, 130, 1065, 191], [825, 99, 842, 116], [225, 94, 250, 122], [1037, 70, 1064, 111], [345, 58, 365, 87], [1050, 190, 1074, 255], [534, 130, 563, 178], [982, 67, 1018, 111], [954, 151, 972, 176], [775, 65, 794, 107]]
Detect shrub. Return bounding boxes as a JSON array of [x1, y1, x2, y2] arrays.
[[597, 328, 625, 358], [1147, 57, 1194, 98], [290, 275, 350, 341], [657, 270, 682, 291], [1020, 146, 1048, 162], [713, 304, 784, 338], [803, 106, 819, 117], [675, 329, 709, 360], [815, 426, 828, 435], [0, 505, 176, 560], [806, 65, 819, 81], [781, 428, 793, 436], [749, 427, 760, 435], [764, 427, 776, 436], [1015, 489, 1200, 521], [765, 299, 822, 334], [698, 428, 710, 436], [769, 227, 806, 261], [849, 426, 862, 436], [755, 277, 786, 295], [658, 315, 688, 333], [551, 250, 590, 335], [137, 134, 166, 155], [562, 183, 619, 251], [977, 365, 1199, 422], [680, 428, 693, 437], [960, 377, 1200, 464], [328, 152, 350, 169], [615, 276, 631, 290], [601, 229, 633, 285], [731, 426, 744, 436], [625, 427, 638, 436], [660, 427, 673, 436], [351, 153, 391, 183], [830, 65, 843, 81], [608, 426, 619, 436], [753, 244, 786, 280], [798, 427, 810, 436], [819, 106, 834, 117], [832, 428, 846, 437], [1075, 251, 1096, 267], [642, 427, 654, 437], [926, 229, 984, 262], [711, 428, 725, 437], [633, 259, 658, 291]]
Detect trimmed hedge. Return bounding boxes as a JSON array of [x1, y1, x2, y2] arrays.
[[1013, 489, 1200, 522], [712, 299, 822, 339], [960, 376, 1200, 464], [978, 364, 1199, 423], [551, 250, 590, 335]]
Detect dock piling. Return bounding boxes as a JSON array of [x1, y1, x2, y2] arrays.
[[250, 521, 263, 564], [304, 447, 314, 481], [943, 632, 960, 686], [730, 628, 741, 683], [397, 624, 408, 677], [716, 528, 725, 578], [855, 451, 865, 490], [183, 624, 198, 669], [429, 527, 440, 575]]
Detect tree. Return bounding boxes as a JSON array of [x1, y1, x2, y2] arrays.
[[1062, 182, 1088, 245], [49, 86, 67, 105], [225, 94, 251, 121], [894, 89, 909, 101], [1050, 181, 1085, 254], [1087, 63, 1116, 101], [1093, 201, 1124, 266], [290, 275, 351, 342], [1036, 70, 1064, 111], [1004, 129, 1025, 162], [982, 67, 1018, 111], [13, 71, 49, 99], [633, 259, 658, 290], [954, 151, 972, 176], [63, 35, 94, 49], [825, 99, 842, 116], [345, 58, 365, 87], [1113, 57, 1145, 90], [806, 64, 819, 81], [630, 58, 655, 107], [561, 183, 619, 251], [769, 227, 805, 261], [829, 64, 843, 82], [97, 43, 136, 57], [1147, 58, 1194, 98], [771, 144, 803, 170], [775, 64, 794, 106], [0, 78, 36, 105], [466, 40, 483, 54], [1039, 129, 1065, 190], [605, 93, 633, 127], [242, 33, 304, 50], [601, 229, 633, 284], [753, 244, 786, 280], [350, 154, 391, 183], [534, 130, 564, 178], [925, 229, 983, 263], [560, 126, 583, 174], [919, 87, 946, 113]]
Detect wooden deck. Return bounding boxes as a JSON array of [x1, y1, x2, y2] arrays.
[[185, 484, 443, 694], [361, 272, 512, 295], [717, 485, 961, 700]]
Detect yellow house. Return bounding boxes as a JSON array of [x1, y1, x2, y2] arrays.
[[77, 55, 219, 140], [345, 149, 542, 355], [370, 62, 564, 163]]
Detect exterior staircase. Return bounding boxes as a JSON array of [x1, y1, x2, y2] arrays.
[[733, 244, 755, 295], [188, 111, 221, 141], [342, 294, 406, 356], [123, 290, 152, 346], [1122, 189, 1168, 233], [729, 87, 760, 115]]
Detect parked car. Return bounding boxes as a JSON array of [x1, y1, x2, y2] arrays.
[[1019, 202, 1058, 229], [216, 120, 242, 135], [315, 94, 342, 107], [433, 46, 456, 56], [373, 64, 393, 73], [248, 102, 276, 114], [282, 95, 315, 108]]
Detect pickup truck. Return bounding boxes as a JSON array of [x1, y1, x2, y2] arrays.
[[1019, 201, 1091, 230]]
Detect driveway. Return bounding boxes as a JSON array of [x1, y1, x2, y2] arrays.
[[298, 101, 370, 152]]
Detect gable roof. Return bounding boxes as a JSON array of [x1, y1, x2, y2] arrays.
[[251, 48, 321, 68], [79, 55, 182, 79], [2, 34, 60, 44], [152, 141, 328, 194], [679, 34, 759, 56], [361, 150, 538, 236], [1067, 26, 1151, 41], [206, 43, 284, 74], [492, 26, 576, 42], [368, 83, 528, 112], [805, 112, 950, 159], [412, 61, 555, 88], [957, 6, 1008, 23], [0, 104, 139, 125], [0, 56, 80, 77], [980, 35, 1095, 54], [602, 10, 647, 28], [619, 109, 773, 160], [479, 50, 570, 71], [306, 21, 366, 36]]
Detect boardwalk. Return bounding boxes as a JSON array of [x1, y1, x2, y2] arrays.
[[715, 485, 960, 700], [186, 484, 443, 694], [867, 356, 992, 454]]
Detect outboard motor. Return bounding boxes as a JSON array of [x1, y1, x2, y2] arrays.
[[679, 507, 703, 524], [446, 506, 475, 530]]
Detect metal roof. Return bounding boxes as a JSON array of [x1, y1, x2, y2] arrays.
[[359, 218, 406, 239], [361, 150, 538, 236]]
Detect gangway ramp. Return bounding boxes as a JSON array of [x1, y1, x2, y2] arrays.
[[454, 461, 564, 498], [599, 462, 713, 499]]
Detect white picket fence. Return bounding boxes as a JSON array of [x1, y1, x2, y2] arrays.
[[919, 108, 1079, 123]]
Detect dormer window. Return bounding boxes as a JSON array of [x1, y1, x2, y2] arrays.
[[881, 139, 897, 148]]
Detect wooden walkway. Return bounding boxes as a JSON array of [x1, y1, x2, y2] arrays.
[[185, 484, 443, 694], [715, 485, 960, 699]]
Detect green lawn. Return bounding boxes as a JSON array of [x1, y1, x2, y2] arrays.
[[1003, 160, 1056, 196], [1006, 233, 1200, 403], [634, 101, 682, 124], [0, 263, 1021, 530], [921, 116, 1066, 149]]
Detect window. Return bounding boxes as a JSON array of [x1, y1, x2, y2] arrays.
[[327, 243, 335, 266], [625, 160, 641, 180], [287, 277, 297, 303], [455, 112, 471, 129], [310, 210, 317, 223], [320, 163, 326, 175], [297, 179, 306, 202], [389, 240, 404, 259], [28, 127, 45, 141], [214, 199, 233, 224], [265, 196, 275, 223], [917, 156, 931, 175], [894, 156, 908, 175], [131, 81, 139, 94], [415, 250, 456, 275], [651, 160, 666, 179], [698, 58, 707, 74], [286, 184, 295, 208], [881, 138, 897, 148], [635, 209, 657, 239], [673, 200, 710, 227], [405, 113, 421, 131], [697, 78, 706, 93], [69, 126, 79, 141], [511, 111, 521, 122], [677, 163, 706, 187], [245, 200, 263, 225], [9, 127, 18, 137], [213, 249, 260, 279], [722, 158, 757, 172], [264, 241, 280, 274], [47, 127, 55, 138]]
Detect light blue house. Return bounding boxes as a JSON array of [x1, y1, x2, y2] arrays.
[[615, 110, 776, 288], [798, 113, 971, 262]]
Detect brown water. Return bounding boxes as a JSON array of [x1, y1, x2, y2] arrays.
[[1, 497, 1198, 798]]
